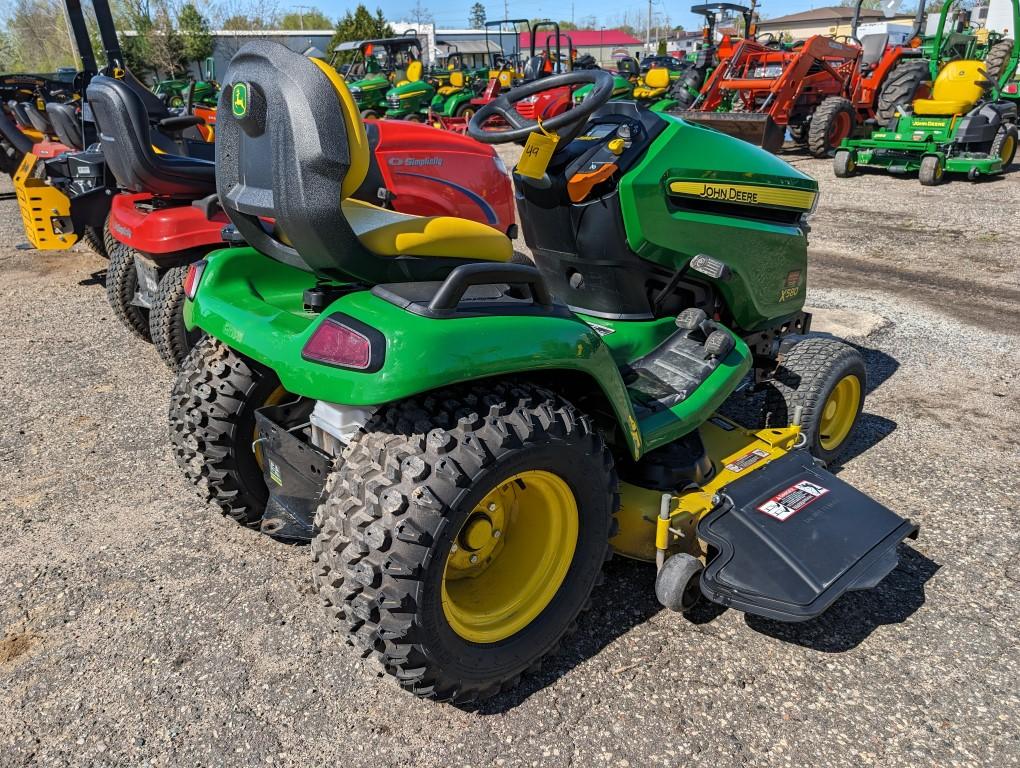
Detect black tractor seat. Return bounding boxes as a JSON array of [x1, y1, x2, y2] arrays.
[[86, 75, 215, 197], [45, 102, 88, 149], [10, 101, 34, 130], [23, 102, 53, 134]]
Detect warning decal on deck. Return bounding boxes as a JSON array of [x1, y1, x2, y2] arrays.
[[725, 448, 770, 474], [756, 481, 829, 522]]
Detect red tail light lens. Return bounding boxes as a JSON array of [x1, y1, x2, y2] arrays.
[[302, 315, 384, 371], [183, 259, 207, 300]]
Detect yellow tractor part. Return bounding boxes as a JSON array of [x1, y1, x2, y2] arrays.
[[442, 469, 579, 644], [818, 373, 861, 452], [12, 152, 77, 250], [610, 417, 802, 563]]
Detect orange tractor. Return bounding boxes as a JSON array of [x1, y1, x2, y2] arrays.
[[681, 0, 931, 156]]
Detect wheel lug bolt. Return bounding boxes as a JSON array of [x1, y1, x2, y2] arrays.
[[469, 554, 478, 564], [488, 502, 497, 512], [492, 529, 501, 538]]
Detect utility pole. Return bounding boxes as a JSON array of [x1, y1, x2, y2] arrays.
[[292, 4, 313, 30], [646, 0, 652, 50]]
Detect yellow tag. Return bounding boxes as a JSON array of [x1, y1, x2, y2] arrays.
[[518, 130, 559, 179]]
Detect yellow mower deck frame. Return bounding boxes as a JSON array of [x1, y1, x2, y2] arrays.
[[610, 417, 802, 562], [13, 152, 78, 250]]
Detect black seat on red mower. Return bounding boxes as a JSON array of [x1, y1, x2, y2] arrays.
[[45, 102, 86, 150], [86, 76, 215, 197], [859, 34, 889, 69], [216, 40, 510, 284], [11, 101, 35, 130], [23, 102, 52, 134]]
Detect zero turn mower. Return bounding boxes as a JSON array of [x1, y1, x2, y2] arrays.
[[170, 40, 918, 703], [835, 0, 1019, 183]]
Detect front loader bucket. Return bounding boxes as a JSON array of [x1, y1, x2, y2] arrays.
[[680, 112, 786, 154]]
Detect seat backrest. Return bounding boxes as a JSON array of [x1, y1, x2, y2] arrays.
[[24, 103, 52, 133], [644, 67, 671, 90], [859, 33, 889, 69], [449, 70, 465, 88], [931, 59, 988, 105], [10, 101, 33, 129], [217, 40, 378, 280], [87, 75, 214, 196], [405, 60, 423, 82], [45, 102, 83, 149], [617, 57, 640, 77]]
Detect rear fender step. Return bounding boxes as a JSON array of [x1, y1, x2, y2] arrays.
[[697, 450, 918, 622]]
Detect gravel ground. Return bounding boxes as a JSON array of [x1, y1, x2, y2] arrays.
[[1, 148, 1019, 768]]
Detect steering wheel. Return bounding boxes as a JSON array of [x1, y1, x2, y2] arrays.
[[467, 69, 615, 145], [755, 32, 782, 49]]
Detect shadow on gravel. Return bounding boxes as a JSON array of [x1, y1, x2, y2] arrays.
[[468, 556, 660, 714], [79, 268, 106, 287], [744, 545, 939, 652]]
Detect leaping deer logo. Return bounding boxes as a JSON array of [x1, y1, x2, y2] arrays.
[[232, 83, 248, 117]]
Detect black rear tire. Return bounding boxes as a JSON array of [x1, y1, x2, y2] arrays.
[[151, 264, 205, 370], [105, 229, 151, 342], [984, 38, 1014, 83], [81, 225, 108, 258], [169, 336, 284, 527], [808, 97, 856, 158], [312, 380, 619, 703], [875, 58, 930, 125], [764, 337, 867, 464]]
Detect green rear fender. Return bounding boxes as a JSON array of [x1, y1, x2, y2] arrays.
[[186, 248, 645, 457]]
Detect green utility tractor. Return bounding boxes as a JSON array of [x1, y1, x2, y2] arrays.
[[836, 0, 1019, 184], [173, 42, 918, 703], [153, 60, 219, 108], [334, 36, 427, 119]]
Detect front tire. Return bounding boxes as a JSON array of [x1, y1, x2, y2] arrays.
[[808, 97, 856, 157], [312, 381, 619, 703], [991, 123, 1018, 168], [151, 264, 205, 370], [169, 337, 286, 527], [919, 154, 944, 186], [764, 337, 867, 464], [833, 149, 857, 178]]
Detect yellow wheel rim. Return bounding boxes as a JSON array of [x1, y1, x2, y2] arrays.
[[818, 374, 861, 451], [1000, 134, 1016, 163], [442, 470, 579, 644], [253, 385, 288, 470]]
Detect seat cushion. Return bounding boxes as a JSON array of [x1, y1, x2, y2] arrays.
[[438, 85, 460, 96], [633, 86, 667, 100], [342, 199, 511, 262], [913, 98, 975, 116]]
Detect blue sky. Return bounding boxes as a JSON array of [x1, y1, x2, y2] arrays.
[[308, 0, 820, 32]]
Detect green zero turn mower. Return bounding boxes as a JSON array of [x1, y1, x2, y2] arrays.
[[171, 41, 918, 703], [835, 0, 1020, 184]]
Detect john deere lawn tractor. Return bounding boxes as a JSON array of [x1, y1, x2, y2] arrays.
[[336, 36, 427, 119], [382, 58, 436, 121], [835, 0, 1020, 184], [171, 41, 917, 703]]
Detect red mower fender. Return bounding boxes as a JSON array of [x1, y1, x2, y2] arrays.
[[33, 140, 73, 158], [108, 193, 228, 257], [370, 120, 516, 236]]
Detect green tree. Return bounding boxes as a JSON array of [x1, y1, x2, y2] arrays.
[[328, 5, 394, 62], [280, 9, 335, 29], [469, 2, 486, 29], [178, 3, 214, 67]]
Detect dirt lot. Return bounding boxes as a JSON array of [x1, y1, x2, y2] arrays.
[[1, 150, 1019, 768]]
